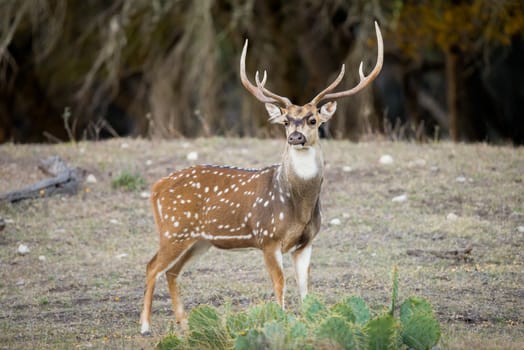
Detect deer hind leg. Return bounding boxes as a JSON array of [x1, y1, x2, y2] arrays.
[[292, 244, 312, 301], [263, 245, 286, 309], [140, 240, 197, 336], [165, 240, 211, 329]]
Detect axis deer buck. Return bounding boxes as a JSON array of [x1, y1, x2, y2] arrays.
[[140, 22, 383, 335]]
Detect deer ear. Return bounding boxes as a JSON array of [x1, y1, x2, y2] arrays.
[[319, 101, 337, 123], [265, 103, 284, 124]]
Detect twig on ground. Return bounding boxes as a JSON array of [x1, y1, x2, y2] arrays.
[[407, 246, 473, 262]]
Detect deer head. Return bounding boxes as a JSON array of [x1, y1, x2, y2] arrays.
[[240, 21, 383, 148]]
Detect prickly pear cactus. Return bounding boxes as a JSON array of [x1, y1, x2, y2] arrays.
[[156, 333, 182, 350], [301, 294, 328, 324], [187, 305, 230, 349], [337, 296, 371, 325], [400, 297, 441, 350], [157, 268, 441, 350], [234, 329, 268, 350], [364, 313, 400, 350], [314, 315, 366, 350]]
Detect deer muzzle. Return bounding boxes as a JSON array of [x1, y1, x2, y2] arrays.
[[288, 131, 306, 146]]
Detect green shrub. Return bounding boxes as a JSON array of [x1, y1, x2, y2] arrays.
[[156, 268, 441, 350], [111, 171, 146, 191]]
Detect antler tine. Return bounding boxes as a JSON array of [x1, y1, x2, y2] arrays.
[[255, 70, 267, 87], [312, 21, 384, 104], [309, 64, 346, 106], [240, 40, 277, 104], [240, 40, 292, 106], [255, 70, 292, 106]]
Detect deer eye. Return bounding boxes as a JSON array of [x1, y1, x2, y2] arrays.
[[308, 118, 317, 125], [283, 120, 289, 126]]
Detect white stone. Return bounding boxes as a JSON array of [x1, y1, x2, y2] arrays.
[[455, 176, 466, 183], [329, 218, 342, 226], [342, 166, 353, 172], [109, 219, 120, 225], [120, 142, 129, 149], [145, 159, 153, 166], [17, 244, 30, 255], [187, 151, 198, 161], [517, 226, 524, 233], [86, 174, 97, 183], [447, 213, 458, 221], [379, 154, 394, 165], [116, 253, 128, 259], [392, 194, 407, 203], [38, 255, 46, 261], [140, 191, 150, 199]]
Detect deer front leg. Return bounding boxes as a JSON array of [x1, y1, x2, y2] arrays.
[[292, 244, 312, 300], [263, 245, 285, 309]]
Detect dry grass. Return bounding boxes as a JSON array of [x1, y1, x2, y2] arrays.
[[0, 138, 523, 349]]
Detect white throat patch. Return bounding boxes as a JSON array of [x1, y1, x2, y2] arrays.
[[289, 147, 319, 180]]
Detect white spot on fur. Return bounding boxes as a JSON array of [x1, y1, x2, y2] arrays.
[[156, 199, 163, 218]]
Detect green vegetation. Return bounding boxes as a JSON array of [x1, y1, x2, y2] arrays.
[[111, 171, 146, 191], [156, 268, 440, 350]]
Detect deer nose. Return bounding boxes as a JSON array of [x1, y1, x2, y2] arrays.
[[288, 131, 306, 146]]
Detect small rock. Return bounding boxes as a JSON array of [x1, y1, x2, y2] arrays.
[[38, 255, 46, 262], [447, 213, 458, 221], [342, 166, 353, 172], [329, 218, 342, 226], [140, 191, 150, 199], [455, 176, 466, 183], [379, 154, 394, 165], [187, 151, 198, 161], [145, 159, 153, 166], [116, 253, 128, 259], [86, 174, 97, 183], [17, 244, 30, 255], [109, 219, 120, 225], [120, 142, 129, 149], [430, 166, 439, 172], [517, 226, 524, 233], [392, 194, 408, 203]]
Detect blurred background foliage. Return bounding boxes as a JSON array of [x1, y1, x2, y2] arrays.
[[1, 0, 523, 144]]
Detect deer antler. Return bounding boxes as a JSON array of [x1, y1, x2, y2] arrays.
[[240, 40, 292, 106], [309, 21, 384, 105]]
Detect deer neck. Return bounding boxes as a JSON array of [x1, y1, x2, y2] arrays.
[[278, 143, 324, 222]]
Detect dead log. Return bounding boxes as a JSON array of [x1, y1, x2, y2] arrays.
[[407, 246, 473, 261], [0, 156, 81, 203]]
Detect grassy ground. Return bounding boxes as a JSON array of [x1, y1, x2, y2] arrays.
[[0, 137, 523, 349]]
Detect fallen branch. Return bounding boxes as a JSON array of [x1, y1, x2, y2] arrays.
[[0, 156, 81, 203], [407, 246, 473, 261]]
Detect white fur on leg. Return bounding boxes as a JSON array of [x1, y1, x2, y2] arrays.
[[140, 321, 150, 335], [274, 248, 286, 309], [294, 245, 312, 300]]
